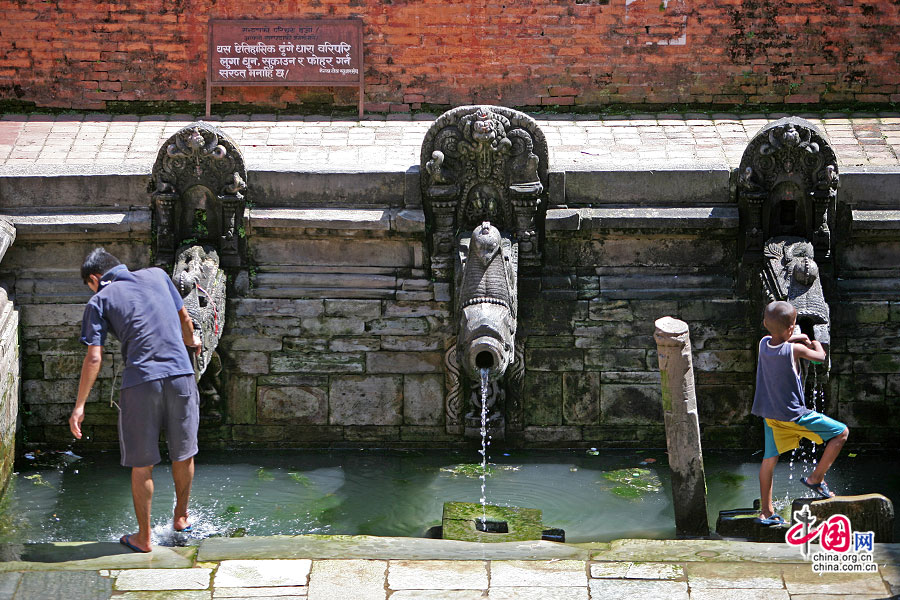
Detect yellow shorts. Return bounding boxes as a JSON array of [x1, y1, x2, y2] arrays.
[[763, 412, 847, 459]]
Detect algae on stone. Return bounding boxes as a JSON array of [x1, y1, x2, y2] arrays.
[[601, 468, 661, 499], [442, 501, 543, 543]]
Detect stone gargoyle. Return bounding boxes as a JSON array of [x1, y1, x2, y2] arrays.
[[456, 221, 518, 384], [761, 236, 831, 402], [172, 245, 226, 378]]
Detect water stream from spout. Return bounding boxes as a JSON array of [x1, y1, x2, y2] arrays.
[[479, 367, 490, 522], [787, 363, 822, 500]]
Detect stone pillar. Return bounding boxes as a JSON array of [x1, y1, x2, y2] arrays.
[[654, 316, 709, 537], [0, 218, 17, 499]]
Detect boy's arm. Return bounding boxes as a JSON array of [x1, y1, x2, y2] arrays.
[[793, 338, 826, 363]]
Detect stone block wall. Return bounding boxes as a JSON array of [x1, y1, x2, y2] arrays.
[[0, 219, 18, 493], [4, 168, 900, 450], [1, 1, 899, 111]]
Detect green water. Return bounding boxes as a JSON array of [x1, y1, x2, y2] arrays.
[[2, 447, 898, 546]]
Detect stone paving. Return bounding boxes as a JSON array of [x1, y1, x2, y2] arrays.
[[0, 536, 899, 599], [1, 112, 899, 175]]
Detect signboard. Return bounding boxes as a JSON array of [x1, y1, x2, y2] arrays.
[[207, 19, 364, 117]]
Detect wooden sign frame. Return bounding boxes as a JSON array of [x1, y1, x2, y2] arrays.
[[207, 19, 364, 118]]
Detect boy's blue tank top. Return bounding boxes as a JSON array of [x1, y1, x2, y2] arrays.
[[751, 336, 810, 422]]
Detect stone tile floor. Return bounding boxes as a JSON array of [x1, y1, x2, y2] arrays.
[[0, 537, 899, 599], [1, 112, 899, 174]]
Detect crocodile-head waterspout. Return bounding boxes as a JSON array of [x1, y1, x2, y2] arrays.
[[456, 222, 518, 380], [762, 236, 830, 351], [172, 244, 226, 378]]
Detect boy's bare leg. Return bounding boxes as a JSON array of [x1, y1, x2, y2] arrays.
[[172, 457, 194, 531], [128, 465, 154, 551], [759, 456, 779, 518], [806, 427, 849, 487]]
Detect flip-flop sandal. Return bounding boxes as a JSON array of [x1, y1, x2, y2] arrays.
[[756, 514, 787, 526], [119, 534, 151, 553], [802, 477, 834, 499], [174, 525, 192, 533]]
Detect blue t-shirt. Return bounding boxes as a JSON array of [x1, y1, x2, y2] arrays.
[[80, 265, 194, 389], [751, 336, 810, 422]]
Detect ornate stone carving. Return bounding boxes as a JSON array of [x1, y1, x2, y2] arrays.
[[421, 105, 547, 280], [455, 222, 518, 439], [173, 245, 226, 423], [149, 122, 247, 267], [456, 222, 518, 380], [737, 117, 839, 258], [761, 236, 831, 402], [443, 338, 462, 435]]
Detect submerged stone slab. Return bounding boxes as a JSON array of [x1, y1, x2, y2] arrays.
[[387, 560, 487, 590], [307, 559, 386, 600], [214, 559, 312, 587], [196, 535, 592, 562], [441, 502, 543, 544], [489, 560, 587, 587], [14, 570, 112, 600], [114, 568, 212, 591], [0, 542, 194, 572]]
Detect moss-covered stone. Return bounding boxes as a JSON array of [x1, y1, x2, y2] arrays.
[[601, 468, 662, 499], [442, 501, 543, 543]]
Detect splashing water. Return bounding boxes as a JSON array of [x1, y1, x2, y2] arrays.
[[479, 367, 490, 522]]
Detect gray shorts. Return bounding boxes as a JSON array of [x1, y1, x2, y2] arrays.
[[118, 373, 199, 467]]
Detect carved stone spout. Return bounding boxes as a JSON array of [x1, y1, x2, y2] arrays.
[[456, 222, 518, 381], [172, 245, 226, 422], [762, 236, 831, 392], [173, 245, 226, 376]]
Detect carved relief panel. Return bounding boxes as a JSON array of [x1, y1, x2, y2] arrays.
[[149, 122, 247, 267], [420, 105, 548, 280], [737, 117, 839, 259]]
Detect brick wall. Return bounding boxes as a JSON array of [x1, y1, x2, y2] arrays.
[[1, 1, 899, 111]]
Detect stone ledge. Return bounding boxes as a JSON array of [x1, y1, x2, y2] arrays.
[[545, 207, 738, 232], [248, 208, 425, 233], [0, 217, 14, 264], [562, 168, 732, 206], [0, 209, 150, 238], [851, 209, 900, 238]]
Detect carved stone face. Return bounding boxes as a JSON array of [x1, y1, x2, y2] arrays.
[[782, 125, 800, 146], [472, 111, 497, 145], [472, 221, 501, 265]]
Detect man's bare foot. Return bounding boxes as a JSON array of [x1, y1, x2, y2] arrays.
[[120, 533, 151, 553], [174, 513, 192, 532]]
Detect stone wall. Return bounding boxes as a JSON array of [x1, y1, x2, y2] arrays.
[[0, 219, 18, 492], [1, 1, 900, 111], [3, 167, 900, 450]]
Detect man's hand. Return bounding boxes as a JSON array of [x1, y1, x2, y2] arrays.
[[189, 332, 202, 357], [69, 406, 84, 439]]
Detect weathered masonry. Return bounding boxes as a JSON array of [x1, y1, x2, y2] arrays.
[[1, 109, 899, 478], [2, 1, 900, 111]]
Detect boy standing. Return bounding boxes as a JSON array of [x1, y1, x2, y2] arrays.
[[752, 300, 849, 524]]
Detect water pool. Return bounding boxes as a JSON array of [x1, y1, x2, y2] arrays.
[[2, 447, 898, 546]]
